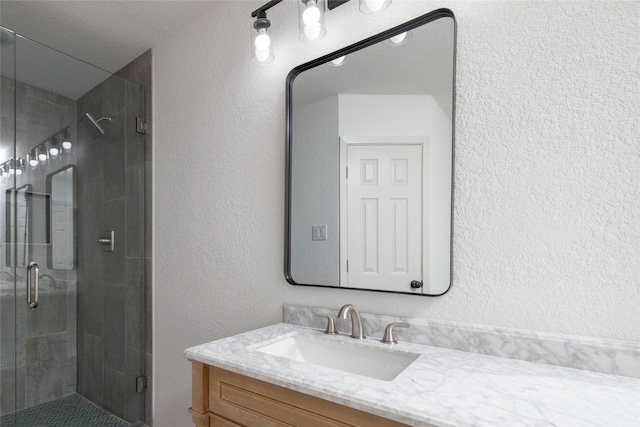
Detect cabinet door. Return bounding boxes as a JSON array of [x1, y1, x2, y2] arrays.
[[195, 363, 410, 427]]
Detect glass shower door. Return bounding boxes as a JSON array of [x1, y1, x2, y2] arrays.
[[1, 27, 146, 426], [0, 26, 18, 424]]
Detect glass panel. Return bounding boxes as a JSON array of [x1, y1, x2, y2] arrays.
[[0, 27, 146, 426], [0, 25, 17, 425]]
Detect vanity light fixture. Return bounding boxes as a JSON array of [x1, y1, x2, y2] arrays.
[[251, 0, 391, 65], [299, 0, 326, 42], [252, 10, 274, 64], [359, 0, 392, 13], [251, 0, 282, 64], [327, 0, 392, 12]]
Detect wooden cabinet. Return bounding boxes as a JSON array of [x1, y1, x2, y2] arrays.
[[189, 360, 411, 427]]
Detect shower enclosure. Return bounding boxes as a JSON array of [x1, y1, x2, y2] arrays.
[[0, 28, 146, 425]]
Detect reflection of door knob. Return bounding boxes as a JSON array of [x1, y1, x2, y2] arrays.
[[410, 280, 423, 289], [97, 231, 115, 252]]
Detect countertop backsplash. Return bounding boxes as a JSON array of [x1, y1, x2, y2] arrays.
[[284, 304, 640, 378]]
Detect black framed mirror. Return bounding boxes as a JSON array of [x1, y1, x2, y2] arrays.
[[285, 9, 456, 296]]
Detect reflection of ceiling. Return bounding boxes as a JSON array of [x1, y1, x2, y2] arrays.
[[0, 1, 217, 99], [0, 1, 216, 73], [1, 32, 111, 100], [292, 17, 454, 119]]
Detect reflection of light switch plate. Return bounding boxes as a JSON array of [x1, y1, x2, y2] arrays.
[[312, 225, 327, 241]]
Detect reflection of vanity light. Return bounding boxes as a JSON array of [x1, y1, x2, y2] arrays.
[[61, 133, 72, 151], [386, 31, 411, 46], [49, 144, 60, 157], [304, 24, 322, 41], [329, 56, 347, 66], [389, 32, 406, 45], [29, 149, 39, 167], [9, 158, 24, 176]]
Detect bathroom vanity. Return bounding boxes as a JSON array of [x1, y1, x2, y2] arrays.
[[189, 363, 407, 426], [186, 313, 640, 427]]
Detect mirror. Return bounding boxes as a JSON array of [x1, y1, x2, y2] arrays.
[[285, 9, 455, 296], [5, 184, 33, 267], [5, 184, 49, 267], [46, 165, 76, 270]]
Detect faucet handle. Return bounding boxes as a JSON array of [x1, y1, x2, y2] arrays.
[[381, 322, 410, 344], [314, 312, 338, 335]]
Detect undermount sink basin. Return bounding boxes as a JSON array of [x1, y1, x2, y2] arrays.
[[254, 334, 419, 381]]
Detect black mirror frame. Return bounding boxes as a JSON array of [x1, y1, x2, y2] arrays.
[[284, 8, 457, 296]]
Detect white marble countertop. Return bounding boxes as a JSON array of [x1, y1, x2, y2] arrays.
[[185, 323, 640, 427]]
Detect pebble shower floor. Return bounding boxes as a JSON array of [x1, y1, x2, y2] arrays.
[[0, 394, 129, 427]]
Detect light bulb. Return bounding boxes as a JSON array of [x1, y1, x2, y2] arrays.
[[364, 0, 385, 12], [330, 56, 346, 66], [15, 169, 22, 176], [302, 1, 320, 26], [62, 140, 72, 151], [255, 48, 270, 63], [9, 168, 15, 175], [254, 29, 270, 51], [38, 152, 47, 162], [304, 24, 322, 41], [49, 147, 59, 156], [389, 32, 407, 45], [29, 158, 38, 167]]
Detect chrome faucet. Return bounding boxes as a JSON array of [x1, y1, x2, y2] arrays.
[[338, 304, 365, 339]]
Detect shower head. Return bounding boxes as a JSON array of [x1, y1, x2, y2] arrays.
[[80, 112, 111, 138]]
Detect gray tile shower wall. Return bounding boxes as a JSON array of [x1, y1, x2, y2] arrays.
[[76, 59, 147, 424]]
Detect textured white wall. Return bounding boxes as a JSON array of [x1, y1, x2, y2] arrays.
[[152, 1, 640, 426]]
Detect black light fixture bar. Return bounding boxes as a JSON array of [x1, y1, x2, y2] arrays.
[[327, 0, 350, 10], [251, 0, 284, 18]]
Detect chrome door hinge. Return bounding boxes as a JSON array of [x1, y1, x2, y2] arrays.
[[136, 117, 148, 134], [136, 375, 148, 393]]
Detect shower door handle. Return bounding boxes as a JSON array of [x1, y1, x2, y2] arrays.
[[27, 262, 39, 309]]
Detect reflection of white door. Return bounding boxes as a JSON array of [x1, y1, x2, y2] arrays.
[[343, 144, 422, 291], [51, 201, 73, 269]]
